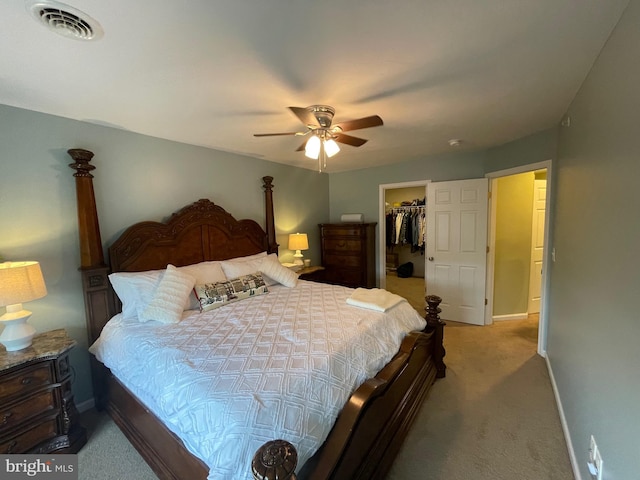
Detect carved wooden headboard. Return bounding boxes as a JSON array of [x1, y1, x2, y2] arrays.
[[68, 148, 278, 345], [109, 199, 272, 273]]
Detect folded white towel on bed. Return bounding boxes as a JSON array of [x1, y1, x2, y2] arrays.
[[346, 287, 407, 312]]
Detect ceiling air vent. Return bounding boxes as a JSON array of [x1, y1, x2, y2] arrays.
[[27, 1, 103, 41]]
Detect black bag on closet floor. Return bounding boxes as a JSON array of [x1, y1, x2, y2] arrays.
[[397, 262, 414, 278]]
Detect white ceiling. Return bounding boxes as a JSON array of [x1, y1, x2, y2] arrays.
[[0, 1, 629, 172]]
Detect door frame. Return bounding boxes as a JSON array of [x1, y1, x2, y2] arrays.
[[485, 160, 552, 356], [378, 180, 430, 290]]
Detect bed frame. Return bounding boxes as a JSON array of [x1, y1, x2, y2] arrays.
[[68, 148, 446, 480]]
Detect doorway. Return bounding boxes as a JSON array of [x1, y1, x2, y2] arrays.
[[378, 181, 428, 313], [486, 161, 552, 356]]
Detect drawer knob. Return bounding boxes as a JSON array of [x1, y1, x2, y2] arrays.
[[21, 377, 33, 385], [1, 412, 13, 425]]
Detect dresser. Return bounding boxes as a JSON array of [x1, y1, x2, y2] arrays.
[[319, 223, 377, 288], [0, 329, 86, 454]]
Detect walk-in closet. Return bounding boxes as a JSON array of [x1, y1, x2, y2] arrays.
[[384, 186, 427, 312]]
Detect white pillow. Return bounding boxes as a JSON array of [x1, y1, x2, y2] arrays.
[[109, 269, 162, 320], [139, 265, 196, 324], [109, 261, 227, 319], [231, 251, 267, 263], [221, 252, 272, 285], [178, 261, 227, 284], [259, 254, 298, 287]]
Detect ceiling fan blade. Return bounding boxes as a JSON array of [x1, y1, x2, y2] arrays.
[[334, 115, 383, 132], [334, 133, 368, 147], [295, 140, 308, 152], [253, 132, 300, 137], [289, 106, 320, 128]]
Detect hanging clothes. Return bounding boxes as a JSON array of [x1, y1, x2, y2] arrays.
[[386, 202, 426, 253]]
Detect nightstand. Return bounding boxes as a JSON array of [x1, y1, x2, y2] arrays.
[[297, 265, 326, 282], [0, 329, 86, 454]]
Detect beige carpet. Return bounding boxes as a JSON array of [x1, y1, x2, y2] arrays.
[[78, 316, 573, 480], [385, 272, 426, 314], [388, 316, 574, 480]]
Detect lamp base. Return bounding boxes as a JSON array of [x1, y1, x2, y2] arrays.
[[0, 308, 36, 351], [293, 250, 304, 266]]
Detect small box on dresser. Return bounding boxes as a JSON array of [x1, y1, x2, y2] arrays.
[[319, 223, 377, 288], [0, 329, 86, 454]]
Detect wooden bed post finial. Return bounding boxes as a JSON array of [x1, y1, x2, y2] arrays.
[[68, 149, 104, 269], [425, 294, 446, 378], [262, 176, 278, 254], [252, 439, 297, 480], [68, 149, 114, 408]]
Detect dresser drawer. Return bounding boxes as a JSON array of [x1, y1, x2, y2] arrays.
[[324, 254, 362, 268], [0, 389, 56, 434], [321, 226, 364, 237], [0, 364, 53, 401], [323, 238, 363, 254], [0, 416, 58, 454]]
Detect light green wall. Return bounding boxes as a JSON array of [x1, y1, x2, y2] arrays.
[[485, 128, 559, 172], [545, 1, 640, 478], [493, 172, 534, 316], [0, 104, 329, 405], [330, 151, 487, 225]]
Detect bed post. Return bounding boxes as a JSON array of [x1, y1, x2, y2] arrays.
[[68, 148, 113, 409], [425, 294, 446, 378], [262, 176, 278, 254]]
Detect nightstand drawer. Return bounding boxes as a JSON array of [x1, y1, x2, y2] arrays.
[[0, 416, 58, 454], [0, 364, 53, 401], [0, 389, 56, 433], [323, 238, 363, 254]]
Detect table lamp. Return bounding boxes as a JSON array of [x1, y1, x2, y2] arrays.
[[288, 233, 309, 267], [0, 261, 47, 351]]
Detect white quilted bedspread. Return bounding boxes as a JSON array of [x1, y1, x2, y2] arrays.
[[90, 280, 426, 479]]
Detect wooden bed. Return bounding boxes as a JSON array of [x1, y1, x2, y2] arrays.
[[68, 148, 446, 480]]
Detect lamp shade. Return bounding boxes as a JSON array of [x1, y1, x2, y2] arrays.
[[0, 261, 47, 307], [305, 135, 321, 159], [288, 233, 309, 251], [324, 138, 340, 157]]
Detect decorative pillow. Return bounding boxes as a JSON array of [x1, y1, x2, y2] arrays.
[[259, 254, 298, 287], [139, 265, 196, 324], [221, 252, 272, 285], [108, 261, 227, 319], [194, 272, 269, 312]]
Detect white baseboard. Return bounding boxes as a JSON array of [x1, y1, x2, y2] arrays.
[[492, 312, 528, 322], [76, 397, 96, 413], [545, 355, 581, 480]]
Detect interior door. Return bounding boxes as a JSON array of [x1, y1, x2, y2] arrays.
[[426, 178, 488, 325], [528, 178, 546, 313]]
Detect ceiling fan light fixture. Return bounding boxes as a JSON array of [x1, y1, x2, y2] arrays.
[[324, 138, 340, 158], [305, 135, 321, 159]]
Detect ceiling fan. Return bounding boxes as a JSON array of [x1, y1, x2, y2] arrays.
[[253, 105, 383, 172]]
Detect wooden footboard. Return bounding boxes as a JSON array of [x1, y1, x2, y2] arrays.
[[299, 329, 438, 480], [103, 328, 439, 480]]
